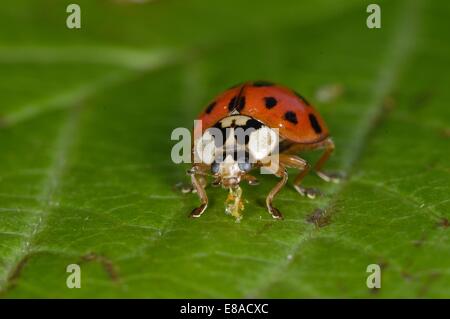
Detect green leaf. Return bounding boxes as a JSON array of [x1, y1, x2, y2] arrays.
[[0, 0, 449, 298]]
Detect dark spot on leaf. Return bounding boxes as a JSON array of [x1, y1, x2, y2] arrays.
[[439, 128, 450, 139], [205, 101, 216, 114], [401, 270, 414, 281], [369, 287, 380, 294], [306, 209, 331, 227], [382, 95, 396, 112], [81, 252, 120, 283], [412, 236, 426, 247], [255, 222, 274, 236], [7, 254, 31, 286], [308, 113, 322, 134], [3, 251, 45, 293], [0, 116, 8, 128], [410, 90, 433, 110], [264, 97, 277, 109], [437, 218, 449, 228], [253, 80, 274, 87], [284, 111, 298, 124], [418, 272, 441, 297], [378, 260, 389, 270]]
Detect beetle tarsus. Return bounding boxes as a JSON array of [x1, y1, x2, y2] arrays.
[[265, 168, 288, 220], [317, 171, 344, 183], [268, 206, 284, 219], [189, 204, 207, 218], [174, 182, 196, 194], [294, 185, 322, 199]]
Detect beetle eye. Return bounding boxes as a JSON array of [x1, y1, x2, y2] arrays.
[[211, 162, 220, 174], [238, 161, 252, 172]]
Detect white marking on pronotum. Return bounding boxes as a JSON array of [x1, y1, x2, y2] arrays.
[[248, 126, 278, 161]]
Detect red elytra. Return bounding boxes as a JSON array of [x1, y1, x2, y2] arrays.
[[195, 81, 329, 144]]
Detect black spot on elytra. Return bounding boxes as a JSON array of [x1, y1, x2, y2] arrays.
[[264, 97, 277, 109], [228, 96, 245, 112], [253, 80, 274, 87], [228, 96, 237, 111], [237, 96, 245, 111], [205, 101, 216, 114], [308, 113, 322, 134], [284, 111, 298, 124], [294, 91, 310, 105]]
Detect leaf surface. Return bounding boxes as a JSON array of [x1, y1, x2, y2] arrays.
[[0, 0, 449, 297]]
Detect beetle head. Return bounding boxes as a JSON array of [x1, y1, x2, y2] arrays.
[[211, 152, 252, 189]]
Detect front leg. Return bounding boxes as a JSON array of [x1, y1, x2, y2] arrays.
[[265, 166, 288, 219], [188, 165, 209, 218]]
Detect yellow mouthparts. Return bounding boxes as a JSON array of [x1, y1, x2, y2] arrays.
[[225, 186, 245, 222]]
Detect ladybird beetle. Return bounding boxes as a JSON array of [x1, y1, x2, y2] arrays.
[[188, 81, 340, 220]]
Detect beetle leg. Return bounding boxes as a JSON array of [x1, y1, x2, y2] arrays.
[[242, 174, 259, 186], [283, 138, 343, 184], [265, 165, 288, 219], [279, 154, 321, 199], [314, 138, 342, 183], [211, 176, 221, 187], [187, 165, 208, 218], [175, 175, 207, 194]]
